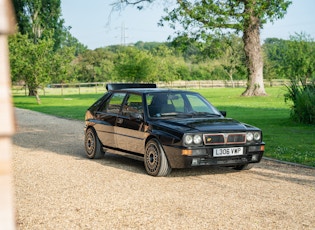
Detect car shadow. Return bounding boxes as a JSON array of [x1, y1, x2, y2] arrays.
[[13, 108, 315, 182], [78, 151, 247, 177]]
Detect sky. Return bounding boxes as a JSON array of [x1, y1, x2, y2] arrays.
[[61, 0, 315, 50]]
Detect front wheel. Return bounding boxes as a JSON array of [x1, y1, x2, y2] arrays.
[[144, 139, 171, 176], [233, 164, 254, 170], [84, 128, 104, 159]]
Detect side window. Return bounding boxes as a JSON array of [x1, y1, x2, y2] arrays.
[[122, 94, 143, 117], [101, 93, 126, 114]]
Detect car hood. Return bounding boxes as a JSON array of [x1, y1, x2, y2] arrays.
[[153, 117, 255, 133]]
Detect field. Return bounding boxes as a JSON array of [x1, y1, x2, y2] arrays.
[[13, 87, 315, 167]]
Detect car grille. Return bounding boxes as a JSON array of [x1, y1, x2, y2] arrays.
[[203, 133, 246, 145]]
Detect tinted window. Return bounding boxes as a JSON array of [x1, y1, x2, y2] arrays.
[[147, 92, 219, 117], [147, 92, 185, 117], [101, 93, 126, 114], [186, 94, 213, 113], [122, 94, 143, 116]]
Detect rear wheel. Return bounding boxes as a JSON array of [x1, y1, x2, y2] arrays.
[[84, 128, 104, 159], [144, 139, 171, 176], [233, 164, 254, 170]]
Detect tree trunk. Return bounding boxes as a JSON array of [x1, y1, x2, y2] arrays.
[[242, 13, 267, 96], [28, 88, 41, 104]]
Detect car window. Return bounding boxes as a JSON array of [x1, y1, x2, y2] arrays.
[[147, 92, 219, 117], [100, 92, 126, 114], [122, 94, 143, 117], [147, 92, 185, 116], [186, 94, 216, 113], [171, 94, 185, 112]]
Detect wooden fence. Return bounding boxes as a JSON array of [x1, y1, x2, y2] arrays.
[[12, 79, 291, 96]]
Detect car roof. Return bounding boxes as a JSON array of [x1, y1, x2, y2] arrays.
[[106, 83, 200, 94], [109, 87, 195, 94], [106, 83, 195, 94]]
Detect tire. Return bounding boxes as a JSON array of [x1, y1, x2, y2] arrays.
[[144, 139, 172, 177], [84, 127, 104, 159], [233, 163, 254, 170]]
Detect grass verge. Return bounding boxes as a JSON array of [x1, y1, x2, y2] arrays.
[[13, 87, 315, 167]]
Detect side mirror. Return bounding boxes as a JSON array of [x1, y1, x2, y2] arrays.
[[220, 111, 227, 117]]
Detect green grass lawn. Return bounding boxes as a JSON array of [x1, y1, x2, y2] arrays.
[[13, 87, 315, 167]]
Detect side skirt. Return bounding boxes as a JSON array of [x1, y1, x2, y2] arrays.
[[102, 146, 144, 162]]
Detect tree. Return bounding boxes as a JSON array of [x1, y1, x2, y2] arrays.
[[13, 0, 65, 50], [151, 45, 185, 82], [60, 29, 87, 56], [73, 48, 116, 82], [9, 33, 54, 103], [262, 38, 287, 80], [264, 34, 315, 81], [9, 33, 76, 103], [113, 47, 157, 82], [217, 35, 245, 87], [283, 33, 315, 81], [10, 0, 83, 102], [113, 0, 292, 96]]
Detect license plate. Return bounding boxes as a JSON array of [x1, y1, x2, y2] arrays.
[[213, 147, 243, 157]]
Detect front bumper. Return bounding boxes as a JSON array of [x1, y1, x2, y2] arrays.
[[163, 144, 265, 169]]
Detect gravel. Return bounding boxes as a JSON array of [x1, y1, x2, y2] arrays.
[[13, 108, 315, 229]]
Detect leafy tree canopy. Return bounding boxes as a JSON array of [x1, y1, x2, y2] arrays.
[[113, 0, 292, 96]]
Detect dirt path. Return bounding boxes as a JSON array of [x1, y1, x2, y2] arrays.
[[12, 108, 315, 229]]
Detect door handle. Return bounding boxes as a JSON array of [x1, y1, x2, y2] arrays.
[[117, 118, 123, 124]]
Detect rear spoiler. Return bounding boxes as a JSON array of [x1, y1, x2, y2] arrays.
[[106, 83, 157, 91]]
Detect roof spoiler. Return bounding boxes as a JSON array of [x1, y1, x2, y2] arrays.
[[106, 83, 157, 91]]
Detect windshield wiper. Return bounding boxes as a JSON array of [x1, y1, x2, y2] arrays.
[[186, 112, 221, 117], [159, 112, 179, 117]]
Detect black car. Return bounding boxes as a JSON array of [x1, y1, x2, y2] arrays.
[[84, 83, 265, 176]]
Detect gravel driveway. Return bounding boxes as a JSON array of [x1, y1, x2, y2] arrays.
[[13, 108, 315, 229]]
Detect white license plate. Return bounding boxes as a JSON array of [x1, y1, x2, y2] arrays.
[[213, 147, 243, 157]]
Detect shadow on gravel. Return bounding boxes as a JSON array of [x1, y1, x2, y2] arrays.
[[80, 151, 250, 177], [86, 153, 315, 183], [13, 125, 315, 181], [249, 160, 315, 187]]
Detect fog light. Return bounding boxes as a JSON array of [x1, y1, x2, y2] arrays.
[[192, 158, 200, 166], [251, 154, 259, 161]]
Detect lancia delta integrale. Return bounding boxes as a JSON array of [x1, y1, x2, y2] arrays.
[[84, 83, 265, 176]]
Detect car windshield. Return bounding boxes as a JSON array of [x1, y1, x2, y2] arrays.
[[146, 92, 221, 118]]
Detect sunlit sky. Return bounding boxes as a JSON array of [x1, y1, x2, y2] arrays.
[[61, 0, 315, 49]]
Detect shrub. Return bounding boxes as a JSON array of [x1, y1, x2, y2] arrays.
[[285, 78, 315, 124]]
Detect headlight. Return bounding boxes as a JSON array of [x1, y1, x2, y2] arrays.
[[246, 132, 261, 142], [184, 135, 193, 145], [184, 134, 203, 145], [246, 132, 254, 141], [193, 135, 202, 145], [254, 132, 261, 141]]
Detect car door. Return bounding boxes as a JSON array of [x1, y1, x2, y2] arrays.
[[115, 93, 147, 154], [94, 92, 126, 148]]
